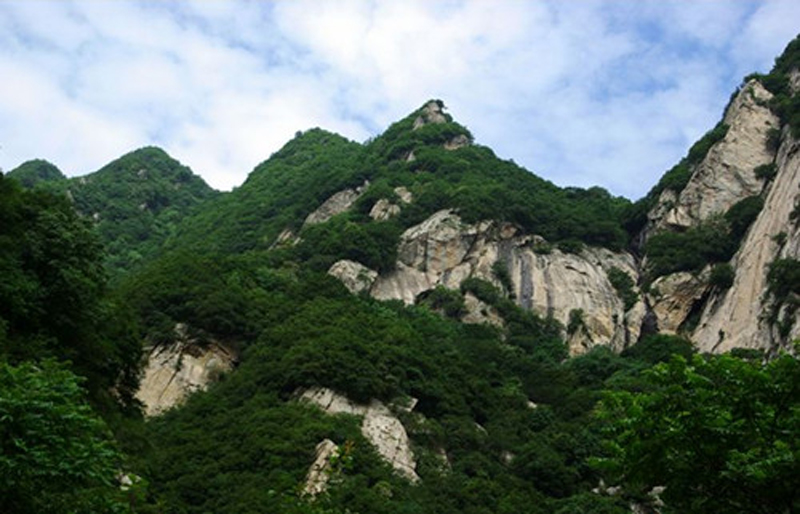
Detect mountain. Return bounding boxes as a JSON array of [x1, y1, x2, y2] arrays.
[[2, 34, 799, 514], [6, 158, 66, 188], [8, 146, 218, 275]]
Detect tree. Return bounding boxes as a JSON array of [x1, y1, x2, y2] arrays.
[[0, 360, 127, 513], [595, 352, 800, 514]]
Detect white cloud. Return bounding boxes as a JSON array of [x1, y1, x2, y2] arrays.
[[0, 0, 797, 198]]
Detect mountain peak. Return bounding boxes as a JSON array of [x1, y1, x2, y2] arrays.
[[412, 99, 450, 129], [6, 159, 66, 188]]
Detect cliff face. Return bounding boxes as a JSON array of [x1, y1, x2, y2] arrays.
[[692, 129, 800, 352], [322, 77, 799, 356], [646, 80, 779, 235], [136, 324, 237, 416], [642, 78, 800, 353], [361, 210, 644, 355], [297, 387, 419, 483]]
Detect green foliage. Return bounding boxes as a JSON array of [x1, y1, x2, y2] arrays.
[[0, 360, 127, 514], [644, 217, 734, 278], [606, 267, 638, 311], [0, 174, 141, 405], [757, 35, 800, 138], [725, 195, 764, 242], [620, 334, 694, 366], [173, 129, 366, 258], [567, 309, 585, 336], [766, 127, 782, 152], [754, 162, 778, 181], [419, 286, 466, 318], [652, 122, 729, 199], [623, 123, 730, 242], [709, 262, 735, 290], [645, 194, 763, 280], [596, 353, 800, 514], [10, 148, 218, 277], [461, 277, 503, 306], [686, 122, 729, 165], [492, 260, 514, 296], [297, 216, 402, 273], [764, 258, 800, 337]]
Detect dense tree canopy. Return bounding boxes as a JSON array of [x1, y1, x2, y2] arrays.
[[596, 351, 800, 514]]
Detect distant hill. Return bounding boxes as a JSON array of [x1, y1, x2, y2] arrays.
[[8, 146, 218, 276]]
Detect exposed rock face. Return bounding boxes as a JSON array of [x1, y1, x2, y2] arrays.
[[370, 210, 644, 354], [647, 80, 779, 235], [270, 227, 300, 249], [136, 324, 236, 416], [370, 199, 401, 221], [461, 292, 504, 328], [413, 100, 447, 129], [648, 270, 709, 334], [304, 182, 368, 226], [303, 439, 339, 497], [369, 186, 414, 221], [692, 131, 800, 352], [328, 260, 378, 294], [298, 387, 419, 482], [444, 134, 470, 150]]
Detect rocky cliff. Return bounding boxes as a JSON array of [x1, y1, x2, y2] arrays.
[[322, 76, 800, 356], [642, 77, 800, 353], [645, 80, 779, 235], [136, 324, 237, 416], [297, 387, 419, 483], [692, 127, 800, 352], [330, 209, 644, 355]]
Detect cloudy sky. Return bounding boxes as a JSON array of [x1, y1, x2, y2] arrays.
[[0, 1, 797, 199]]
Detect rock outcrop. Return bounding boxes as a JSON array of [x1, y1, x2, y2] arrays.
[[369, 186, 413, 221], [303, 439, 339, 496], [369, 210, 644, 354], [461, 292, 504, 328], [304, 182, 368, 226], [136, 324, 236, 416], [413, 100, 448, 129], [328, 259, 378, 294], [648, 270, 709, 334], [647, 80, 779, 235], [298, 387, 419, 482]]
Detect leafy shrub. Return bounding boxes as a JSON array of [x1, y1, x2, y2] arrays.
[[620, 334, 695, 367], [460, 277, 503, 306], [724, 195, 764, 242], [0, 360, 126, 514], [709, 263, 735, 290], [686, 122, 729, 165], [419, 286, 466, 318], [766, 127, 782, 152], [567, 309, 585, 336], [606, 267, 638, 311], [492, 260, 514, 295], [754, 162, 778, 181], [765, 259, 800, 334], [557, 239, 584, 254], [644, 217, 735, 279]]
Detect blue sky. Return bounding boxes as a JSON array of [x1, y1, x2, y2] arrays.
[[0, 1, 797, 199]]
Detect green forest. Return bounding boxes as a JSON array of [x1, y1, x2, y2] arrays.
[[2, 35, 800, 514]]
